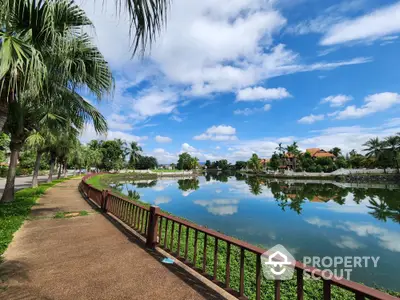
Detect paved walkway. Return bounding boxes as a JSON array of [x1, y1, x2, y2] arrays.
[[0, 179, 225, 300]]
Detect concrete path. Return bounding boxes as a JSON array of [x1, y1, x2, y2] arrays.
[[0, 179, 225, 300]]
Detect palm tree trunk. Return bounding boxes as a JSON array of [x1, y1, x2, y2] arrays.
[[0, 100, 9, 133], [57, 162, 62, 179], [1, 140, 22, 203], [31, 151, 43, 188], [47, 152, 56, 183], [63, 163, 67, 178]]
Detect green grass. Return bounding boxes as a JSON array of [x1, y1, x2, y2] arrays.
[[54, 210, 90, 219], [0, 177, 73, 255]]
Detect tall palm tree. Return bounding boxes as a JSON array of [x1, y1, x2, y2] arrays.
[[128, 141, 143, 168], [384, 136, 400, 172], [363, 137, 383, 159], [0, 0, 168, 132]]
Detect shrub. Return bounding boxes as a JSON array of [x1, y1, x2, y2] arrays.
[[0, 166, 8, 177]]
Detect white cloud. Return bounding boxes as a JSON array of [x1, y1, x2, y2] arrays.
[[321, 94, 353, 107], [304, 217, 332, 228], [194, 199, 239, 216], [298, 114, 325, 124], [234, 104, 271, 116], [132, 90, 178, 117], [341, 222, 400, 252], [107, 114, 133, 130], [236, 87, 291, 101], [336, 92, 400, 119], [152, 148, 178, 164], [182, 143, 197, 152], [155, 135, 172, 143], [80, 124, 147, 143], [169, 115, 183, 122], [335, 236, 365, 249], [321, 2, 400, 46], [207, 125, 236, 135], [194, 125, 238, 141], [80, 0, 373, 124], [154, 196, 172, 205]]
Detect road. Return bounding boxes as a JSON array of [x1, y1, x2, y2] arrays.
[[0, 175, 49, 198]]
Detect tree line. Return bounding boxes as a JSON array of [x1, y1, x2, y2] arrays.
[[243, 135, 400, 173]]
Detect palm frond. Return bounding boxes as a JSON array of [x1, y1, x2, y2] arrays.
[[114, 0, 170, 56]]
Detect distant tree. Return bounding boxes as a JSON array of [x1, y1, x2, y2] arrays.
[[247, 153, 262, 172], [269, 153, 280, 170], [178, 179, 199, 191], [216, 159, 229, 170], [177, 152, 197, 170], [315, 157, 336, 173], [128, 142, 143, 168], [99, 139, 126, 171], [363, 138, 383, 159], [136, 156, 158, 169], [205, 160, 211, 168], [384, 136, 400, 172], [329, 147, 342, 157], [335, 156, 348, 169], [235, 161, 247, 170]]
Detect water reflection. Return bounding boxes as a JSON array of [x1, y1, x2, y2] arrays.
[[111, 173, 400, 290], [111, 174, 400, 224]]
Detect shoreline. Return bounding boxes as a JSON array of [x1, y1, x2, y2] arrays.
[[240, 171, 400, 184]]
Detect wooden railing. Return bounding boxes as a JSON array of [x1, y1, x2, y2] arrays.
[[80, 174, 398, 300]]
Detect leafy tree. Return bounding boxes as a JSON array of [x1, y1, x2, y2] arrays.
[[205, 160, 211, 168], [135, 155, 158, 169], [100, 140, 126, 171], [177, 152, 196, 170], [335, 156, 348, 169], [235, 161, 247, 170], [178, 179, 199, 191], [269, 153, 280, 170], [384, 136, 400, 172], [247, 153, 262, 172]]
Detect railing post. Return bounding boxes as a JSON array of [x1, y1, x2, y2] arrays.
[[101, 190, 109, 213], [87, 184, 92, 199], [146, 206, 160, 248]]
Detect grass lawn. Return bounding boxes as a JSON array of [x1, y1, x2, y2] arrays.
[[0, 177, 75, 256]]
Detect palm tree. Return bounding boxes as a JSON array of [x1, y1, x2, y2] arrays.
[[0, 0, 169, 132], [247, 153, 262, 173], [329, 147, 342, 157], [384, 136, 400, 172], [363, 138, 383, 159], [128, 142, 143, 168], [1, 91, 107, 202]]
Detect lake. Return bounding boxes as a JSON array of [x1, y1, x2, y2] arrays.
[[112, 172, 400, 291]]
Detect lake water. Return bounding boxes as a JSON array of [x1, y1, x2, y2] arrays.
[[112, 173, 400, 291]]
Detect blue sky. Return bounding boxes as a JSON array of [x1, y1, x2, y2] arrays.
[[80, 0, 400, 163]]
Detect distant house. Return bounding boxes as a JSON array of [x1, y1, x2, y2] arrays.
[[306, 148, 336, 159], [260, 158, 270, 167]]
